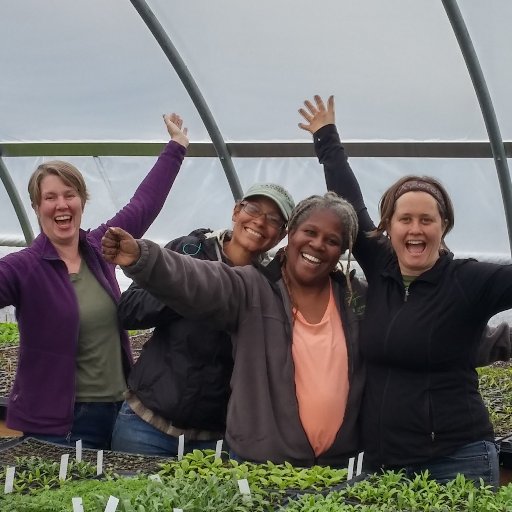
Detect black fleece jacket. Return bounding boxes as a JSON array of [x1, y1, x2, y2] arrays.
[[314, 123, 512, 468], [118, 229, 233, 432]]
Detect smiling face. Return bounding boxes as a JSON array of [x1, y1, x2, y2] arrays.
[[231, 196, 285, 255], [285, 208, 343, 288], [34, 174, 84, 248], [388, 191, 447, 276]]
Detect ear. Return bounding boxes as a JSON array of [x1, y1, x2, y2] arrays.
[[32, 204, 40, 218], [232, 203, 242, 223]]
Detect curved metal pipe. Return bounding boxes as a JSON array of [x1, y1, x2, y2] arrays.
[[129, 0, 243, 200], [442, 0, 512, 254], [0, 157, 34, 245]]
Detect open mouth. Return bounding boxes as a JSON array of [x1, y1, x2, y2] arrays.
[[301, 252, 321, 265], [406, 240, 426, 254], [245, 227, 263, 239], [55, 215, 72, 227]]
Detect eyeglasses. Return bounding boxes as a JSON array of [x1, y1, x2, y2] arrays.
[[240, 201, 285, 230]]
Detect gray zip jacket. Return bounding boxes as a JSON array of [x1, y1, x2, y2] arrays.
[[123, 239, 367, 466]]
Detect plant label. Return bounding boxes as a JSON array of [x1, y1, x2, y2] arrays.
[[356, 451, 364, 476], [173, 509, 183, 512], [4, 466, 14, 494], [72, 497, 84, 512], [215, 439, 223, 460], [97, 450, 104, 476], [178, 434, 185, 461], [76, 439, 82, 462], [104, 495, 119, 512], [59, 453, 70, 481], [149, 474, 162, 482], [347, 456, 355, 480], [237, 478, 251, 500]]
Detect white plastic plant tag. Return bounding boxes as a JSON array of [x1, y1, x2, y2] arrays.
[[177, 434, 185, 461], [104, 495, 119, 512], [97, 450, 104, 476], [72, 497, 84, 512], [356, 451, 364, 476], [215, 439, 223, 460], [173, 509, 183, 512], [76, 439, 82, 462], [237, 478, 251, 499], [347, 456, 355, 480], [59, 453, 70, 481], [148, 474, 162, 482], [4, 466, 15, 494]]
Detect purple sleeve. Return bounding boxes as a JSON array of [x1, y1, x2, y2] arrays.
[[89, 140, 186, 242]]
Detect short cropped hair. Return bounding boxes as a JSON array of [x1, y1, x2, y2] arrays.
[[28, 161, 89, 208]]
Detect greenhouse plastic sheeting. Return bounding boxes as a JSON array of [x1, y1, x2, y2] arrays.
[[1, 0, 511, 261]]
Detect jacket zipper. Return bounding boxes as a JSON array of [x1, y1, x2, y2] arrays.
[[404, 285, 410, 302], [429, 393, 436, 444]]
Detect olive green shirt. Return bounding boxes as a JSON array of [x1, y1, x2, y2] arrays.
[[71, 261, 126, 402]]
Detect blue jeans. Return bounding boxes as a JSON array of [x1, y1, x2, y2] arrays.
[[111, 401, 219, 456], [25, 401, 122, 450], [400, 440, 500, 488]]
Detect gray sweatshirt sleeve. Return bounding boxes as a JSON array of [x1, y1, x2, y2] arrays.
[[121, 239, 246, 332]]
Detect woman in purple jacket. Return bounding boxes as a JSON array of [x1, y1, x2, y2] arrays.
[[0, 113, 189, 449]]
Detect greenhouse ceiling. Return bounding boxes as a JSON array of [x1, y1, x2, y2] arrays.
[[1, 0, 511, 260]]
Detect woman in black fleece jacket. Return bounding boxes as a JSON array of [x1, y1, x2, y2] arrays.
[[298, 94, 512, 487]]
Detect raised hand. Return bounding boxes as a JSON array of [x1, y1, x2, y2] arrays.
[[163, 113, 189, 148], [298, 95, 335, 134], [102, 227, 141, 266]]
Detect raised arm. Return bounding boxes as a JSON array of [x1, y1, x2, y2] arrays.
[[102, 227, 243, 331], [298, 95, 371, 228], [90, 113, 189, 243], [118, 236, 191, 330]]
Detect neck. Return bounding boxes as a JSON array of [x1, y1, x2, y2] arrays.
[[223, 239, 255, 266], [282, 263, 331, 324], [53, 241, 81, 273]]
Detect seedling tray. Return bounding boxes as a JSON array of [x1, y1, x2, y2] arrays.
[[0, 437, 170, 475]]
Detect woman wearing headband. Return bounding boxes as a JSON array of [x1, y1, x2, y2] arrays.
[[298, 95, 512, 487]]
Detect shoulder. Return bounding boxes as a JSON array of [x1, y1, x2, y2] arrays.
[[164, 228, 220, 260]]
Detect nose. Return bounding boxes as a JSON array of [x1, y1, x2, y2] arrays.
[[251, 213, 266, 226], [309, 236, 324, 250], [408, 220, 422, 233], [56, 195, 67, 208]]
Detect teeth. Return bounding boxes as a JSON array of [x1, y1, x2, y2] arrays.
[[302, 253, 321, 264], [246, 227, 263, 238], [55, 215, 71, 221], [406, 241, 423, 245]]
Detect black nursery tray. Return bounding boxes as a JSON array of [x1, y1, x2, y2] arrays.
[[0, 437, 171, 475]]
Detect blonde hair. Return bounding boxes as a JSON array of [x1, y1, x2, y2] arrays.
[[28, 161, 89, 208]]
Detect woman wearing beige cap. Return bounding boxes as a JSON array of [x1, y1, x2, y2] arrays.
[[111, 183, 294, 456]]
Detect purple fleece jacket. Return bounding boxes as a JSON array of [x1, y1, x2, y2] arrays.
[[0, 140, 185, 435]]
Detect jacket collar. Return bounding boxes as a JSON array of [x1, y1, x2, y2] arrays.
[[382, 250, 453, 284], [32, 229, 90, 261]]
